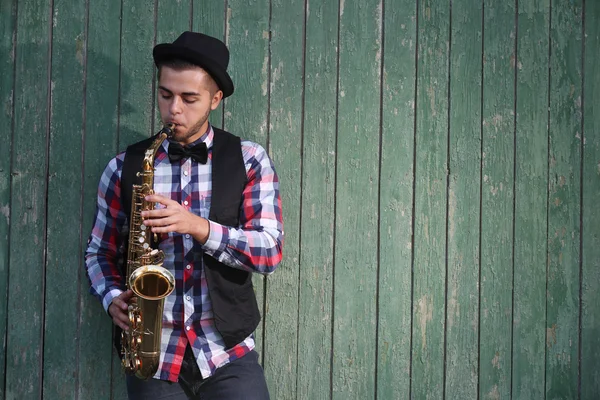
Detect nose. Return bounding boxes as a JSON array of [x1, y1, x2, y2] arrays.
[[169, 96, 183, 115]]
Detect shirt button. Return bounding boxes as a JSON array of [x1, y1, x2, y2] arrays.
[[186, 295, 191, 301], [186, 326, 190, 331], [185, 234, 190, 239], [186, 265, 191, 270], [183, 200, 188, 206], [183, 170, 189, 176]]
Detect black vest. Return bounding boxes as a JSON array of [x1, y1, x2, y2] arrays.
[[119, 127, 261, 350]]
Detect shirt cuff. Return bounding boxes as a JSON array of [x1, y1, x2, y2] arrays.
[[102, 288, 124, 314], [203, 220, 229, 253]]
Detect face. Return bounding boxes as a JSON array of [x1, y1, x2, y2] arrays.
[[157, 66, 223, 145]]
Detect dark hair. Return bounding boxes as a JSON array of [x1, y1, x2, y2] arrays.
[[156, 58, 220, 95]]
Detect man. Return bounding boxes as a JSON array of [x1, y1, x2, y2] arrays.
[[85, 31, 283, 399]]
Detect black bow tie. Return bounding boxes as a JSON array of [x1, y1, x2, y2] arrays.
[[168, 142, 208, 164]]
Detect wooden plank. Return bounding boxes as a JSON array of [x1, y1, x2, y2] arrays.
[[479, 1, 516, 398], [581, 0, 600, 397], [4, 0, 50, 398], [192, 0, 226, 129], [545, 1, 583, 398], [376, 0, 415, 397], [42, 0, 86, 398], [118, 0, 155, 149], [512, 0, 550, 398], [110, 1, 156, 396], [154, 0, 190, 133], [223, 0, 270, 358], [445, 0, 482, 398], [411, 0, 450, 398], [262, 0, 303, 398], [332, 0, 381, 398], [0, 0, 16, 398], [78, 0, 121, 398], [296, 0, 337, 398]]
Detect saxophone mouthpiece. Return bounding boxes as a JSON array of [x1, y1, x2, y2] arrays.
[[162, 123, 175, 137]]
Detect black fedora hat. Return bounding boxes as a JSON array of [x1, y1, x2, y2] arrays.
[[153, 31, 234, 98]]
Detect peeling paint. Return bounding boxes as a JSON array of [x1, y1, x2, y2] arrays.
[[417, 295, 433, 350]]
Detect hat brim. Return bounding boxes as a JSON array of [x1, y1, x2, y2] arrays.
[[153, 44, 234, 98]]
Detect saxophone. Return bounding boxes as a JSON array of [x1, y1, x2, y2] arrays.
[[122, 123, 176, 379]]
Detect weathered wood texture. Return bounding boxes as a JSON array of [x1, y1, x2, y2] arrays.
[[512, 1, 550, 398], [582, 0, 600, 399], [479, 1, 515, 399], [0, 0, 598, 399], [0, 0, 17, 399]]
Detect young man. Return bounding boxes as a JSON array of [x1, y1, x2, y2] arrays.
[[85, 31, 283, 399]]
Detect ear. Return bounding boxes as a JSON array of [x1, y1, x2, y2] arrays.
[[211, 90, 223, 110]]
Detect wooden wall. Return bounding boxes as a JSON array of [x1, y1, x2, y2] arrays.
[[0, 0, 598, 399]]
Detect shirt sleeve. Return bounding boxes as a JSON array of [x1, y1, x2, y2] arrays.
[[202, 141, 284, 275], [85, 153, 127, 312]]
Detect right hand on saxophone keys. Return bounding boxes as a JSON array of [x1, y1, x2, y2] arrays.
[[108, 289, 134, 330]]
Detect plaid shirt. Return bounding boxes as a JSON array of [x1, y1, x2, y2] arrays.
[[85, 126, 283, 382]]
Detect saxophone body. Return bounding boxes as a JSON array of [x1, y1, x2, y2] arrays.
[[122, 124, 176, 379]]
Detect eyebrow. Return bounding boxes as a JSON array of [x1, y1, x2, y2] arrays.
[[158, 86, 201, 97]]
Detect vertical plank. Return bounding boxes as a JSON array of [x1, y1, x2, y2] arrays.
[[5, 0, 50, 398], [224, 0, 270, 357], [411, 0, 449, 397], [545, 1, 583, 398], [263, 0, 303, 398], [0, 0, 16, 398], [581, 0, 600, 397], [297, 0, 337, 398], [42, 0, 86, 398], [192, 0, 226, 128], [332, 0, 381, 398], [79, 0, 121, 398], [376, 0, 415, 397], [512, 0, 550, 398], [155, 0, 190, 132], [445, 0, 482, 398], [479, 1, 516, 398], [118, 0, 155, 149]]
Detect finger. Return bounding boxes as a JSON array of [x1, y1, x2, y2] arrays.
[[150, 223, 180, 234], [144, 215, 179, 228], [141, 208, 174, 219], [145, 194, 175, 206], [120, 289, 134, 301]]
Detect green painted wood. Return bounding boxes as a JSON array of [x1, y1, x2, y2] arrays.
[[118, 0, 155, 150], [111, 1, 156, 396], [224, 0, 270, 358], [79, 0, 122, 398], [376, 0, 415, 397], [296, 0, 337, 398], [512, 0, 550, 398], [0, 0, 16, 398], [262, 0, 303, 398], [154, 0, 190, 133], [545, 1, 582, 399], [479, 1, 516, 398], [5, 0, 50, 398], [42, 0, 86, 398], [445, 0, 482, 398], [332, 0, 381, 398], [581, 0, 600, 397], [411, 0, 449, 398], [192, 0, 225, 129]]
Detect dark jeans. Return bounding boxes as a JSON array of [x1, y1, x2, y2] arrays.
[[126, 350, 269, 400]]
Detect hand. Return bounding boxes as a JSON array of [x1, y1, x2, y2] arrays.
[[108, 289, 134, 330], [141, 194, 210, 243]]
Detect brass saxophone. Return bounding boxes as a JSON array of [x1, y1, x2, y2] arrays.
[[122, 123, 176, 379]]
